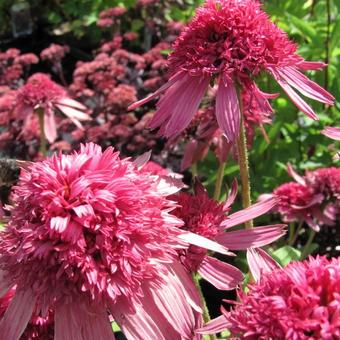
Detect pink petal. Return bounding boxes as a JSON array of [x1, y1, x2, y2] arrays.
[[149, 272, 197, 337], [277, 67, 334, 104], [222, 179, 238, 212], [297, 61, 326, 70], [43, 108, 57, 143], [198, 256, 243, 290], [50, 216, 70, 232], [322, 126, 340, 141], [111, 294, 178, 340], [215, 75, 241, 142], [270, 69, 319, 120], [56, 104, 90, 123], [286, 163, 306, 185], [55, 303, 82, 340], [195, 315, 229, 334], [56, 97, 87, 111], [221, 197, 278, 229], [133, 151, 152, 168], [216, 225, 286, 250], [79, 304, 114, 339], [128, 70, 186, 111], [160, 75, 210, 138], [181, 139, 197, 171], [178, 231, 233, 255], [246, 248, 281, 282], [0, 271, 13, 297], [0, 288, 36, 340]]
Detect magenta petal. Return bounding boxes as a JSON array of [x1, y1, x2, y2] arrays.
[[216, 225, 286, 250], [178, 231, 233, 255], [322, 126, 340, 141], [222, 179, 238, 212], [221, 197, 278, 229], [297, 61, 326, 71], [277, 67, 334, 104], [198, 256, 243, 290], [0, 288, 36, 340], [55, 303, 82, 340], [215, 76, 241, 142], [247, 248, 281, 282], [43, 108, 57, 143], [0, 271, 13, 297], [181, 139, 197, 171], [128, 70, 185, 111], [196, 315, 229, 334]]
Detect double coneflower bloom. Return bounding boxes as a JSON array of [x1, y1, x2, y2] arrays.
[[129, 0, 334, 142]]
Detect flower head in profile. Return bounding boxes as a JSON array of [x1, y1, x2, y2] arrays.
[[129, 0, 334, 142], [170, 181, 285, 291], [198, 256, 340, 339], [0, 143, 233, 339], [15, 73, 90, 143]]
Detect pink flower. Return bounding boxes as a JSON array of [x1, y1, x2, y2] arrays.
[[170, 181, 285, 291], [129, 0, 334, 142], [40, 44, 69, 65], [0, 143, 232, 339], [198, 256, 340, 339], [15, 73, 90, 143]]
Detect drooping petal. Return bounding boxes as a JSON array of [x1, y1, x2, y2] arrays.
[[215, 76, 241, 142], [161, 75, 210, 138], [222, 179, 238, 212], [246, 248, 281, 282], [221, 197, 278, 229], [270, 68, 319, 120], [216, 225, 286, 250], [149, 271, 198, 337], [286, 163, 306, 186], [0, 288, 36, 340], [297, 61, 326, 71], [276, 67, 334, 104], [196, 315, 229, 334], [198, 256, 243, 290], [56, 97, 87, 111], [133, 151, 152, 168], [56, 104, 91, 122], [128, 71, 186, 111], [79, 303, 115, 340], [55, 303, 83, 340], [0, 271, 13, 297], [322, 126, 340, 141], [181, 139, 198, 171], [178, 231, 233, 255], [43, 108, 57, 143]]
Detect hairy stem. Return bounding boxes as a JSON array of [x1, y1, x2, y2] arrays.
[[236, 90, 253, 229], [37, 108, 47, 157], [193, 274, 216, 340], [289, 221, 303, 246], [213, 162, 226, 201]]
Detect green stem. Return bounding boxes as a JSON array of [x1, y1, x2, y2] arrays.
[[37, 108, 47, 157], [288, 222, 295, 245], [289, 221, 303, 246], [191, 162, 198, 178], [301, 229, 316, 260], [193, 274, 216, 340], [236, 90, 253, 229], [213, 162, 226, 201]]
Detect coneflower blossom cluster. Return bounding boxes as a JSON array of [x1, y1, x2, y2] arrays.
[[199, 256, 340, 339], [170, 181, 286, 290], [40, 44, 69, 65], [0, 143, 237, 339], [15, 73, 90, 143], [129, 0, 334, 143], [270, 165, 340, 230]]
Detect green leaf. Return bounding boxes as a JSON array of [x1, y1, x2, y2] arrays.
[[111, 322, 121, 333], [271, 246, 301, 266]]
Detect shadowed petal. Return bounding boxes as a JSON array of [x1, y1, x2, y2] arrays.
[[247, 248, 281, 282], [198, 256, 243, 290], [55, 303, 83, 340], [215, 76, 241, 142], [216, 225, 286, 250], [0, 288, 36, 340], [44, 108, 57, 143]]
